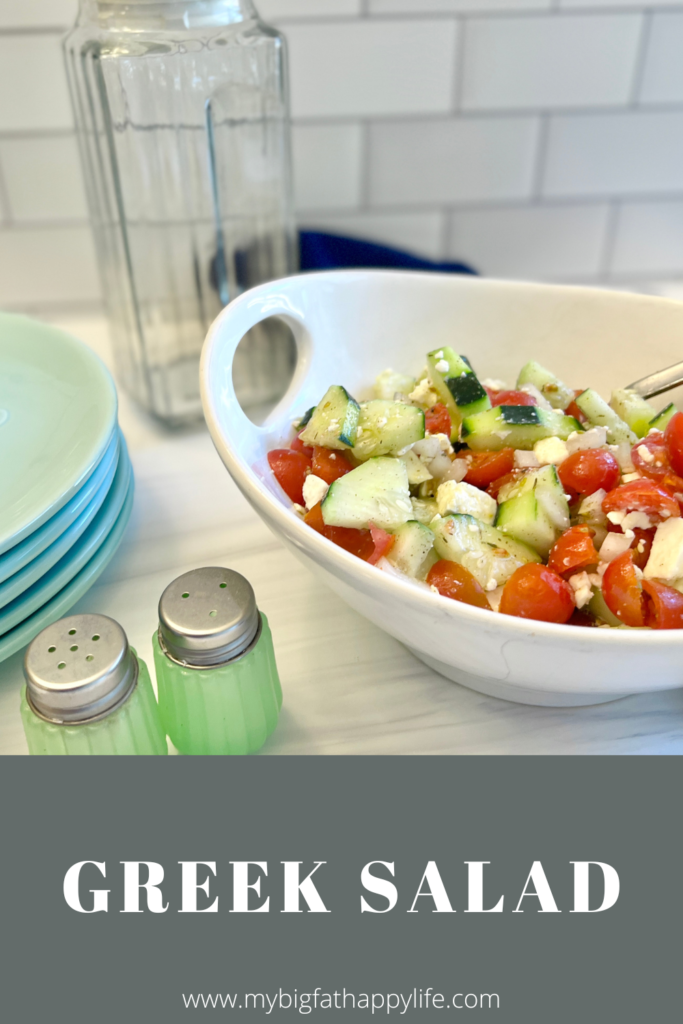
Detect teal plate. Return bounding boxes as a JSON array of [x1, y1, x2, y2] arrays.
[[0, 428, 120, 586], [0, 312, 118, 554], [0, 475, 134, 664], [0, 432, 123, 609], [0, 439, 132, 636]]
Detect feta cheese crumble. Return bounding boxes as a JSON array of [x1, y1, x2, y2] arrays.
[[644, 518, 683, 580], [302, 474, 329, 510], [568, 571, 594, 609], [436, 480, 497, 524], [533, 436, 569, 466], [434, 359, 449, 374], [408, 378, 438, 406]]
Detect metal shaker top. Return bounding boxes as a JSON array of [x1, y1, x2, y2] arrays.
[[24, 614, 138, 724], [157, 567, 260, 668]]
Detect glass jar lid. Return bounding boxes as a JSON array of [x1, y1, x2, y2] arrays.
[[158, 566, 260, 667], [24, 614, 138, 724]]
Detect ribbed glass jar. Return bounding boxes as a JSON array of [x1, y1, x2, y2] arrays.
[[21, 653, 167, 756], [63, 1, 297, 424], [153, 613, 281, 755]]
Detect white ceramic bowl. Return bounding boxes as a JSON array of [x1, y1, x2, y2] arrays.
[[201, 270, 683, 706]]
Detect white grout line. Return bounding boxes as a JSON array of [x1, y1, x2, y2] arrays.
[[451, 16, 466, 114], [359, 121, 373, 211], [599, 200, 622, 277], [629, 9, 653, 106], [531, 114, 550, 201]]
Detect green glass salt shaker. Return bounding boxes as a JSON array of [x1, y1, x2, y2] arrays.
[[152, 567, 282, 755], [21, 614, 167, 755]]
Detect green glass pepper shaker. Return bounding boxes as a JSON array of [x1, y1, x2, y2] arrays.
[[152, 567, 282, 755], [21, 614, 167, 755]]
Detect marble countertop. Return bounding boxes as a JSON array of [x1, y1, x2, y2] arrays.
[[2, 314, 683, 756]]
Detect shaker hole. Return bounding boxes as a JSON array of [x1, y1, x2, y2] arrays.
[[92, 634, 100, 641], [68, 628, 77, 636], [48, 645, 56, 653], [70, 645, 78, 652], [58, 662, 66, 670], [182, 592, 190, 599], [86, 655, 94, 663], [209, 610, 217, 618], [219, 583, 227, 589]]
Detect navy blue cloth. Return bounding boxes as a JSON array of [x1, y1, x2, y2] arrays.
[[299, 230, 477, 276]]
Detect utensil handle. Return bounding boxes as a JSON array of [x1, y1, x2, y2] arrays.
[[627, 360, 683, 399], [200, 281, 312, 458]]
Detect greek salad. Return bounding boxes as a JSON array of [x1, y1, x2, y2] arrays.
[[267, 349, 683, 628]]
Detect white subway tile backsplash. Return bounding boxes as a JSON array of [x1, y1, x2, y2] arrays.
[[259, 0, 361, 17], [639, 13, 683, 105], [0, 0, 76, 29], [560, 1, 682, 7], [461, 14, 642, 111], [0, 35, 72, 133], [286, 20, 458, 118], [611, 201, 683, 275], [293, 123, 363, 210], [370, 117, 539, 205], [0, 135, 87, 222], [543, 111, 683, 197], [448, 203, 610, 280], [0, 226, 100, 307], [370, 1, 551, 10], [297, 210, 445, 259]]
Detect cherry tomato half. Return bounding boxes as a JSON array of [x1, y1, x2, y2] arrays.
[[499, 564, 575, 624], [464, 449, 515, 490], [642, 579, 683, 629], [486, 470, 519, 500], [490, 389, 536, 407], [602, 478, 680, 522], [268, 448, 311, 505], [311, 446, 354, 485], [303, 502, 375, 560], [426, 560, 491, 609], [631, 430, 683, 505], [558, 449, 620, 498], [425, 403, 452, 437], [601, 551, 644, 627], [290, 432, 314, 458], [630, 526, 656, 570], [566, 389, 588, 424], [367, 524, 395, 565], [547, 525, 599, 576], [665, 411, 683, 477]]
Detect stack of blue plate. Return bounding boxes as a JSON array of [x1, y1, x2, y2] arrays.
[[0, 312, 134, 664]]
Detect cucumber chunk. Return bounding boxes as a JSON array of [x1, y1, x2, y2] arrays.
[[461, 405, 582, 451], [294, 406, 315, 430], [495, 465, 569, 557], [299, 385, 360, 449], [430, 513, 540, 589], [649, 403, 676, 431], [410, 497, 439, 525], [574, 389, 636, 444], [354, 400, 425, 460], [387, 521, 435, 578], [516, 360, 575, 410], [427, 346, 491, 438], [588, 590, 621, 628], [321, 457, 412, 531], [609, 389, 657, 439]]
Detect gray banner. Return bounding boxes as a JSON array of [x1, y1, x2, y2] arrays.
[[0, 757, 680, 1021]]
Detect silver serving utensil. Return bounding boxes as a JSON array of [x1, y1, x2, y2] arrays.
[[626, 361, 683, 399]]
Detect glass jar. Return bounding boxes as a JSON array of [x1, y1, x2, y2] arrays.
[[64, 1, 297, 425], [152, 566, 282, 754], [21, 613, 167, 755]]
